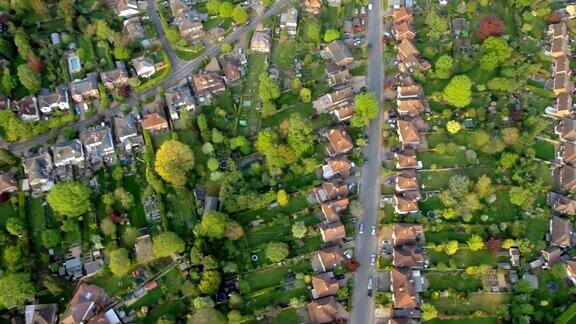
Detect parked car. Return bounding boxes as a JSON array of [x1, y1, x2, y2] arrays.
[[368, 3, 373, 10], [359, 223, 364, 234], [370, 254, 376, 266], [367, 277, 373, 297], [371, 225, 376, 236]]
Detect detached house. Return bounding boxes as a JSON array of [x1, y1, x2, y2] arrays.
[[397, 84, 422, 99], [24, 304, 58, 324], [303, 0, 322, 14], [14, 96, 40, 122], [123, 16, 145, 42], [325, 64, 350, 86], [556, 118, 576, 142], [306, 296, 342, 324], [80, 125, 116, 169], [165, 86, 197, 120], [192, 72, 226, 104], [113, 113, 143, 154], [321, 40, 354, 66], [177, 19, 205, 42], [549, 191, 576, 216], [324, 127, 353, 156], [313, 86, 353, 113], [320, 198, 349, 223], [0, 171, 17, 195], [393, 22, 415, 41], [132, 56, 156, 78], [397, 98, 429, 117], [61, 284, 110, 324], [392, 6, 413, 25], [112, 0, 139, 17], [558, 164, 576, 192], [250, 29, 271, 53], [395, 169, 419, 192], [141, 99, 169, 132], [220, 56, 242, 84], [314, 182, 349, 203], [23, 152, 54, 192], [393, 245, 428, 268], [280, 7, 298, 36], [558, 142, 576, 165], [397, 39, 431, 72], [550, 215, 573, 248], [311, 272, 339, 299], [392, 223, 424, 246], [51, 140, 85, 181], [311, 246, 344, 273], [390, 268, 421, 310], [322, 156, 354, 179], [69, 73, 99, 103], [319, 221, 346, 243], [394, 149, 422, 169], [394, 191, 420, 214], [397, 119, 422, 148], [38, 85, 70, 114], [100, 65, 129, 90]]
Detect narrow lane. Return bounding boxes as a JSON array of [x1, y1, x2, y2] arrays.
[[350, 0, 384, 322]]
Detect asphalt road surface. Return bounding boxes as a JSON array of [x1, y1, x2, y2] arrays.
[[349, 0, 384, 322], [1, 0, 290, 154]]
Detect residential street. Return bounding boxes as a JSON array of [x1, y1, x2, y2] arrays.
[[349, 0, 384, 322], [147, 0, 183, 69], [0, 0, 290, 154]]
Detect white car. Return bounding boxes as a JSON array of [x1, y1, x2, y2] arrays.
[[370, 254, 376, 266], [359, 223, 364, 234], [371, 225, 376, 236], [368, 3, 373, 10]]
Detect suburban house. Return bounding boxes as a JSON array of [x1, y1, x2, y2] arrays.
[[314, 182, 349, 203], [191, 72, 226, 104], [394, 149, 422, 169], [549, 191, 576, 215], [165, 86, 197, 120], [23, 152, 54, 192], [311, 246, 344, 273], [321, 40, 354, 66], [112, 0, 139, 17], [392, 6, 413, 25], [38, 85, 70, 114], [397, 119, 422, 147], [553, 55, 570, 76], [390, 267, 422, 310], [220, 56, 242, 84], [393, 21, 415, 41], [61, 284, 110, 324], [394, 191, 420, 214], [177, 19, 205, 42], [397, 39, 431, 72], [132, 56, 156, 78], [556, 118, 576, 142], [80, 125, 117, 169], [319, 221, 346, 243], [320, 198, 349, 223], [311, 272, 339, 299], [170, 0, 191, 16], [566, 259, 576, 286], [313, 86, 353, 113], [100, 65, 129, 90], [550, 215, 573, 248], [557, 142, 576, 165], [14, 95, 40, 121], [280, 7, 298, 36], [550, 37, 570, 58], [303, 0, 322, 14], [392, 223, 424, 246], [397, 84, 422, 99], [397, 98, 429, 117], [393, 245, 429, 268], [546, 92, 573, 117], [553, 73, 574, 96], [51, 140, 85, 181], [325, 64, 350, 86], [0, 171, 17, 195], [113, 113, 143, 154], [397, 39, 419, 62], [69, 73, 99, 103], [327, 0, 341, 7], [123, 16, 145, 42], [24, 304, 58, 324], [306, 296, 342, 324], [141, 99, 169, 132], [542, 245, 563, 267], [322, 156, 354, 179], [550, 22, 568, 40], [395, 169, 419, 192], [558, 164, 576, 192], [250, 29, 271, 53], [324, 127, 353, 156]]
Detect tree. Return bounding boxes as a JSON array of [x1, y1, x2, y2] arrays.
[[207, 158, 219, 172], [515, 279, 535, 293], [443, 75, 472, 108], [122, 226, 139, 246], [219, 2, 234, 18], [17, 64, 41, 94], [5, 217, 24, 236], [58, 0, 76, 22], [114, 188, 134, 210], [42, 229, 61, 248], [446, 120, 461, 134], [352, 92, 378, 128], [323, 29, 340, 42], [349, 200, 364, 218], [422, 303, 438, 321], [109, 248, 131, 276], [95, 20, 113, 40], [228, 310, 243, 323], [292, 221, 307, 239], [190, 308, 226, 324], [287, 113, 314, 156], [475, 175, 493, 199], [445, 240, 459, 255], [230, 136, 250, 155], [198, 270, 221, 294], [14, 29, 32, 58], [265, 242, 289, 263], [197, 211, 230, 238], [485, 237, 502, 254], [306, 22, 321, 42], [448, 174, 470, 198], [299, 88, 311, 103], [258, 73, 280, 102], [262, 100, 276, 117], [499, 152, 519, 169], [468, 234, 485, 251], [30, 0, 50, 19], [100, 217, 116, 237], [43, 276, 64, 296], [155, 140, 194, 187], [206, 0, 221, 14], [46, 182, 92, 218], [479, 37, 512, 71], [477, 15, 505, 40], [113, 46, 130, 60], [501, 127, 519, 145], [61, 126, 78, 140], [509, 186, 533, 207], [232, 6, 248, 24], [225, 221, 244, 240], [0, 39, 13, 59], [277, 190, 289, 206], [424, 10, 448, 40], [0, 273, 35, 309], [435, 54, 453, 79], [1, 71, 15, 97], [502, 239, 514, 249], [4, 245, 21, 268], [193, 296, 215, 309], [153, 231, 185, 258]]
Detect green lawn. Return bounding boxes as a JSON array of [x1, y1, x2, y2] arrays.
[[469, 292, 511, 314], [426, 229, 469, 244], [76, 36, 97, 71], [244, 287, 309, 313], [243, 261, 311, 292], [419, 196, 443, 214], [418, 149, 469, 168], [0, 202, 17, 226], [124, 175, 147, 228], [203, 17, 232, 30], [453, 249, 498, 268], [524, 217, 549, 242], [426, 318, 497, 324], [95, 40, 114, 69], [556, 303, 576, 324], [269, 308, 301, 324], [425, 271, 482, 292], [234, 194, 309, 225], [272, 40, 298, 70], [420, 166, 493, 191], [238, 53, 267, 137]]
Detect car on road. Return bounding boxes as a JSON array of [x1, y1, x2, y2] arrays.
[[370, 254, 376, 266], [363, 158, 368, 164], [368, 43, 373, 50], [358, 223, 364, 234], [371, 225, 376, 235], [367, 277, 373, 297], [368, 3, 372, 10]]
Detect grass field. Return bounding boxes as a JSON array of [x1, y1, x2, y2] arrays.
[[419, 166, 493, 191]]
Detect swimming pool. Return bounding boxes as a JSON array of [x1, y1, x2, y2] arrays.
[[68, 55, 81, 73]]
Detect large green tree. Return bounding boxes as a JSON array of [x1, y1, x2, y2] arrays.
[[231, 6, 248, 24], [198, 270, 221, 294], [351, 92, 379, 127], [17, 64, 40, 94], [108, 248, 131, 277], [153, 231, 185, 258], [479, 36, 513, 72], [258, 73, 280, 102], [287, 113, 313, 157], [46, 182, 92, 218], [196, 211, 230, 238], [265, 241, 289, 263], [154, 139, 195, 187], [443, 75, 472, 108], [0, 273, 35, 309]]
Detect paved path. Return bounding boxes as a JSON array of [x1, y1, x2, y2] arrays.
[[349, 0, 385, 323], [147, 0, 184, 69], [1, 0, 290, 154]]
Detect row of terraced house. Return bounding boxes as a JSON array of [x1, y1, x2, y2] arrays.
[[389, 6, 431, 324]]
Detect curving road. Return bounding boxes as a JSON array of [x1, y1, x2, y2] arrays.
[[350, 0, 384, 322], [1, 0, 290, 154]]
